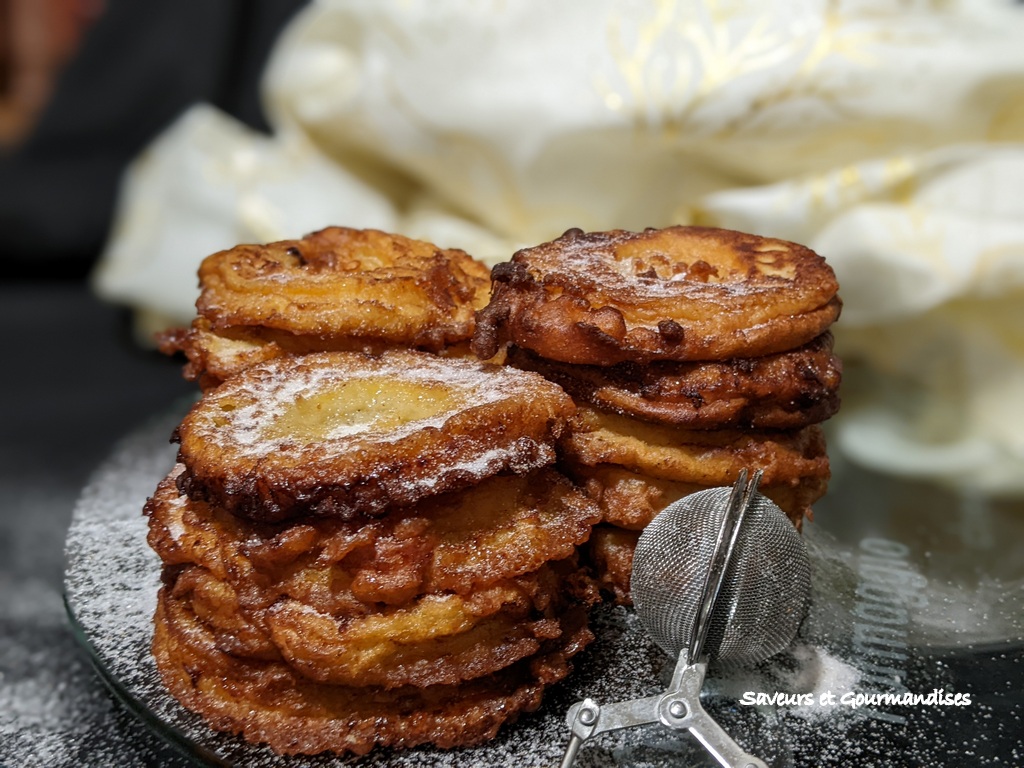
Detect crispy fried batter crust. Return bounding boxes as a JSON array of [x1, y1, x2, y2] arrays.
[[165, 227, 490, 386], [584, 525, 639, 606], [561, 406, 830, 488], [473, 226, 841, 364], [170, 560, 587, 689], [147, 466, 599, 608], [199, 226, 489, 344], [508, 332, 841, 430], [160, 318, 395, 390], [569, 463, 823, 530], [174, 349, 575, 522], [153, 587, 594, 756]]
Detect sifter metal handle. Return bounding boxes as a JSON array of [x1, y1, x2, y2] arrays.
[[558, 651, 770, 768], [658, 650, 769, 768], [560, 695, 664, 767], [661, 697, 769, 768]]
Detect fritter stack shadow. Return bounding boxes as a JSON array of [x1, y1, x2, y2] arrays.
[[472, 226, 842, 604], [145, 349, 600, 756]]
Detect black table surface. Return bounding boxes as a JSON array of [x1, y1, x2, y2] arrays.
[[0, 280, 194, 767]]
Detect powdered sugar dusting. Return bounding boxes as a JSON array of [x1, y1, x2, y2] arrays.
[[412, 441, 554, 493], [778, 644, 862, 713], [161, 493, 188, 543], [536, 230, 788, 302], [190, 350, 550, 458]]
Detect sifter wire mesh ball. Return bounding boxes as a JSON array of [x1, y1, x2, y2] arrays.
[[630, 487, 811, 669]]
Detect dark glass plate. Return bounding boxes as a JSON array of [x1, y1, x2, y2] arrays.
[[63, 406, 1024, 767]]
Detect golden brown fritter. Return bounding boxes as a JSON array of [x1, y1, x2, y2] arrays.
[[153, 586, 594, 756], [173, 349, 576, 522], [507, 332, 841, 429], [560, 406, 830, 489], [163, 226, 490, 387], [569, 463, 824, 531], [473, 226, 841, 365], [159, 318, 391, 391], [170, 560, 590, 690], [147, 465, 599, 610]]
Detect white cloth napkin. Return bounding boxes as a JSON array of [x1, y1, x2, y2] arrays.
[[93, 0, 1024, 494]]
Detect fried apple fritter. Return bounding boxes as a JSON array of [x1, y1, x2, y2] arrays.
[[173, 349, 575, 522], [153, 587, 594, 756], [171, 560, 591, 690], [160, 318, 395, 391], [561, 406, 830, 488], [507, 332, 841, 430], [473, 226, 841, 365], [147, 465, 600, 609], [570, 463, 824, 531], [164, 227, 491, 387]]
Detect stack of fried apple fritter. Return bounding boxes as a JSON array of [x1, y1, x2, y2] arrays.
[[145, 230, 602, 756], [148, 223, 842, 757], [472, 226, 842, 604]]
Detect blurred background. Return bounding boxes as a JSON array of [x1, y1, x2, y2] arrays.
[[1, 0, 309, 277], [2, 1, 1022, 765], [1, 2, 307, 765]]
